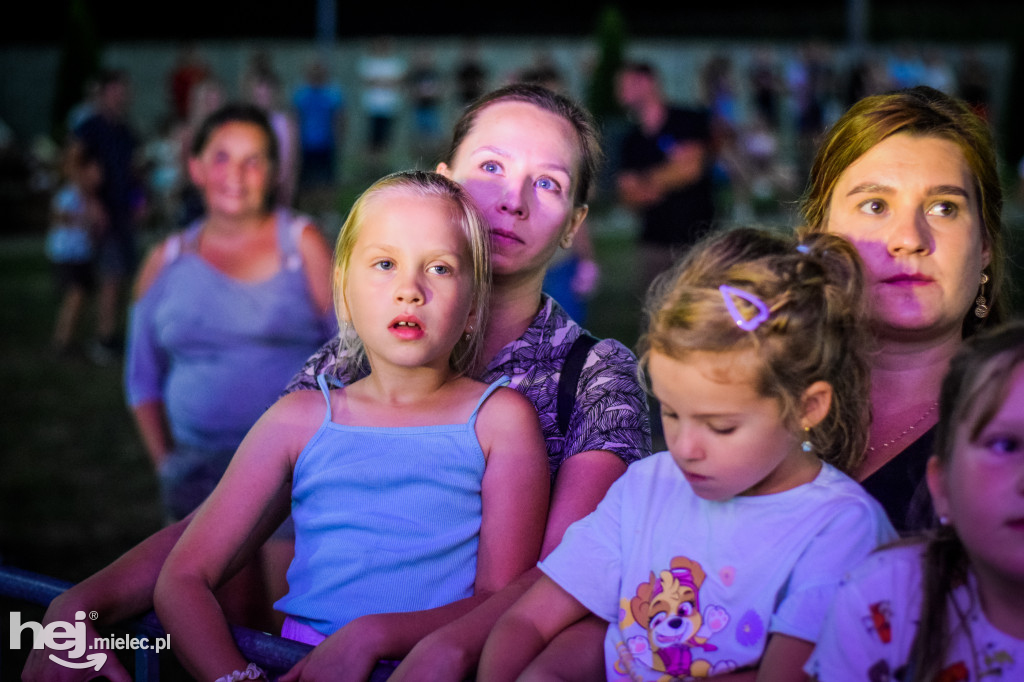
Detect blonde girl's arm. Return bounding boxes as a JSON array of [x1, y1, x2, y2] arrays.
[[472, 386, 550, 590], [153, 392, 314, 680], [281, 387, 551, 682], [478, 574, 591, 682]]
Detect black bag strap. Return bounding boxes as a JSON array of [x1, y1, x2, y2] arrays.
[[556, 332, 599, 436]]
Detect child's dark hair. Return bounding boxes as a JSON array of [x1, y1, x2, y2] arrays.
[[907, 320, 1024, 681], [189, 102, 279, 169], [639, 227, 871, 473]]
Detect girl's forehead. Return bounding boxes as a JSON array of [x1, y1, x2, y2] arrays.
[[653, 347, 762, 388], [357, 191, 465, 242]]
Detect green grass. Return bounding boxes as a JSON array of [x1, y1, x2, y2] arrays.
[[0, 238, 164, 583]]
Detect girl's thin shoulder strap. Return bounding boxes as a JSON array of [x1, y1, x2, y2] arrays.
[[314, 373, 334, 423], [468, 375, 512, 425]]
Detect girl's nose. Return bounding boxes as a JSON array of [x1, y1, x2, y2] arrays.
[[394, 274, 424, 304], [668, 425, 704, 462]]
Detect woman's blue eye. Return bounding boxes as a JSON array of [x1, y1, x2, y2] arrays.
[[536, 177, 560, 192], [481, 161, 500, 174]]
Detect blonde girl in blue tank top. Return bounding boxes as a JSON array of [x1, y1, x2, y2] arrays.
[[154, 170, 550, 682]]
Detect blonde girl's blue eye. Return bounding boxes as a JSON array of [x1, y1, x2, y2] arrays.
[[428, 264, 452, 276], [857, 199, 886, 215], [374, 259, 395, 271]]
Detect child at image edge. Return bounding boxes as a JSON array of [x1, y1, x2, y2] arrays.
[[154, 170, 550, 682], [807, 321, 1024, 681], [480, 228, 898, 680], [46, 145, 107, 354]]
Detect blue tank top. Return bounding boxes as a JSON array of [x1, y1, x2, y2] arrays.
[[276, 374, 510, 635], [125, 210, 336, 453]]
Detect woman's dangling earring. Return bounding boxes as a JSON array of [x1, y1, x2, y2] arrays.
[[975, 272, 990, 319], [801, 427, 813, 453]]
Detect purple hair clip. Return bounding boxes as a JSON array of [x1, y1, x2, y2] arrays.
[[719, 284, 770, 332]]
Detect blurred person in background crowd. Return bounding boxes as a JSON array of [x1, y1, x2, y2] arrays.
[[615, 60, 716, 299], [70, 68, 147, 364], [125, 102, 335, 630]]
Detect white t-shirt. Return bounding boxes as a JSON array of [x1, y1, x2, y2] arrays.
[[358, 55, 405, 114], [806, 544, 1024, 681], [540, 452, 897, 681]]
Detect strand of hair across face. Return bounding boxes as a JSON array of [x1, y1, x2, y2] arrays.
[[866, 401, 939, 454]]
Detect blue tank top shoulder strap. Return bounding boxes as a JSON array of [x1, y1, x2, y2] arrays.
[[162, 223, 204, 265], [468, 375, 511, 427], [314, 373, 334, 426], [311, 373, 510, 429], [277, 209, 312, 273]]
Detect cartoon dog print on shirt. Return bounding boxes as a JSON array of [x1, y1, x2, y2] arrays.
[[625, 556, 732, 678]]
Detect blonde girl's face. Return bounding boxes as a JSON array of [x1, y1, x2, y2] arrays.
[[930, 363, 1024, 585], [649, 349, 822, 502], [437, 100, 588, 282], [824, 134, 989, 341], [188, 121, 273, 219], [341, 192, 476, 374]]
